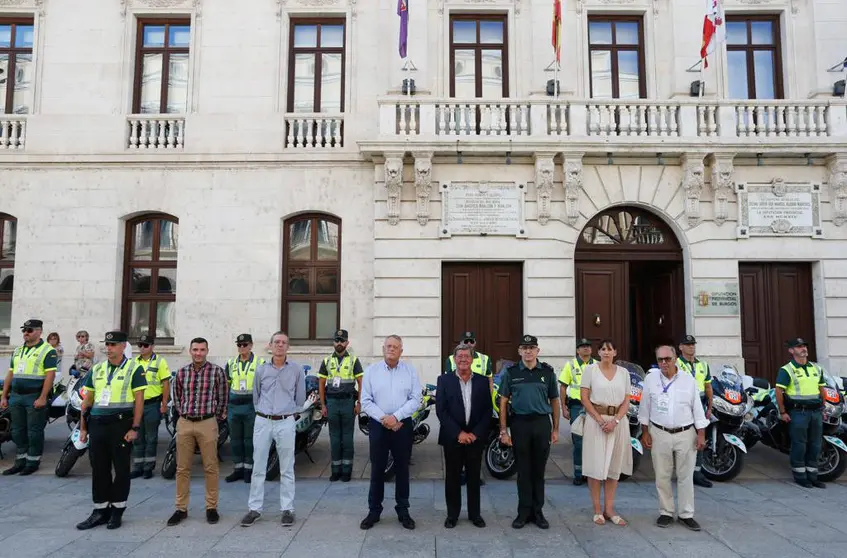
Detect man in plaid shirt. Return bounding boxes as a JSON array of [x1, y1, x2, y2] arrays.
[[166, 337, 229, 527]]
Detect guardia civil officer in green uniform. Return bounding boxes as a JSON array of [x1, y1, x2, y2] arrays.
[[225, 333, 264, 483], [498, 335, 559, 530], [775, 337, 827, 488], [318, 329, 364, 482], [558, 338, 597, 486], [130, 334, 171, 479], [444, 331, 494, 392], [0, 319, 58, 475], [76, 331, 147, 531], [677, 335, 714, 488]]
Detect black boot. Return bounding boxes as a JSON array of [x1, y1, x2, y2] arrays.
[[693, 471, 713, 488], [2, 461, 26, 476], [225, 468, 244, 483], [19, 464, 39, 476], [130, 469, 143, 480], [76, 509, 111, 530], [330, 470, 341, 482], [107, 507, 125, 530]]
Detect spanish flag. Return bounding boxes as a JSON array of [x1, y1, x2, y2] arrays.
[[552, 0, 562, 63]]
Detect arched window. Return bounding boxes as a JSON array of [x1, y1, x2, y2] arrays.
[[0, 213, 16, 344], [122, 213, 178, 343], [282, 213, 340, 340]]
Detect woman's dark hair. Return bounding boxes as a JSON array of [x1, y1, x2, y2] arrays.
[[47, 332, 60, 343], [598, 338, 617, 351], [190, 337, 208, 347]]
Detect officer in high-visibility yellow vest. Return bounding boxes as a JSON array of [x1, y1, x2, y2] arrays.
[[558, 338, 597, 486], [130, 334, 170, 479], [0, 319, 58, 476], [76, 331, 146, 531], [318, 329, 363, 482], [677, 334, 714, 488], [225, 333, 264, 483], [444, 331, 493, 393], [775, 337, 827, 488]]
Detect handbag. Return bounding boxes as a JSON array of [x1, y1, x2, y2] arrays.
[[571, 413, 586, 436]]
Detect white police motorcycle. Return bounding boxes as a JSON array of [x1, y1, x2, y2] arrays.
[[55, 369, 91, 477]]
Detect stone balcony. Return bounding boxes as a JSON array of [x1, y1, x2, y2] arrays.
[[0, 116, 27, 150], [365, 96, 847, 157]]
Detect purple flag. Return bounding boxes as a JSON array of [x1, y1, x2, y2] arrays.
[[398, 0, 409, 59]]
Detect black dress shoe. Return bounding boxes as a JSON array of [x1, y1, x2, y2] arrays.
[[811, 480, 826, 489], [107, 508, 125, 530], [2, 463, 25, 476], [207, 509, 220, 524], [19, 465, 38, 476], [470, 517, 486, 528], [360, 515, 380, 530], [225, 469, 244, 483], [77, 509, 110, 530], [656, 515, 673, 528], [534, 512, 550, 529], [167, 510, 187, 526], [693, 473, 713, 488], [130, 470, 143, 480], [512, 515, 529, 529], [444, 517, 457, 529], [679, 517, 701, 531], [399, 515, 416, 530]]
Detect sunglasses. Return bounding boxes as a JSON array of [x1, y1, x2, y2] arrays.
[[657, 357, 674, 363], [236, 342, 250, 348], [463, 339, 475, 344], [23, 328, 35, 334], [138, 343, 151, 348], [333, 338, 345, 343]]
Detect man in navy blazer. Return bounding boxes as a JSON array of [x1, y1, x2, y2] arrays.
[[436, 344, 493, 528]]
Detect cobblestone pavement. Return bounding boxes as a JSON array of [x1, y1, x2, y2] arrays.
[[1, 417, 845, 557]]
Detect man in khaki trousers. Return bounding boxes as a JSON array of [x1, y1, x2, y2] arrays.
[[638, 345, 708, 531]]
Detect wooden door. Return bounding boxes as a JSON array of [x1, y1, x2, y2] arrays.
[[739, 263, 816, 384], [441, 263, 523, 368], [631, 262, 685, 367], [575, 262, 628, 359]]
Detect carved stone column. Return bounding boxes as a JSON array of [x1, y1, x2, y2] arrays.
[[828, 154, 847, 227], [562, 153, 584, 226], [708, 154, 735, 226], [384, 152, 405, 226], [681, 153, 706, 227], [413, 152, 434, 226], [534, 153, 555, 225]]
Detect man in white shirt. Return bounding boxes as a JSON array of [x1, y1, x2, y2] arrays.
[[638, 344, 708, 531]]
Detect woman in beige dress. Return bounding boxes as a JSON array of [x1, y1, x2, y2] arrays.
[[580, 339, 632, 526]]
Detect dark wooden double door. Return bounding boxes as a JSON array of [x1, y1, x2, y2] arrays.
[[575, 261, 685, 367], [441, 263, 523, 370], [739, 263, 815, 384]]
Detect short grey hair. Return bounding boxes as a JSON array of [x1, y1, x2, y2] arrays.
[[655, 344, 677, 357], [270, 331, 289, 344], [385, 334, 403, 346], [453, 343, 474, 358]]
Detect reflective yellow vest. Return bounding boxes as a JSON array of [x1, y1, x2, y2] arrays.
[[133, 353, 168, 400], [558, 357, 597, 400], [677, 358, 709, 395], [780, 361, 823, 403], [322, 353, 360, 394], [228, 354, 263, 397], [448, 352, 490, 377], [10, 342, 53, 381], [91, 358, 141, 411]]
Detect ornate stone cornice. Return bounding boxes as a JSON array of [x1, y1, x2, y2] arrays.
[[0, 0, 45, 16], [534, 154, 555, 226], [413, 151, 433, 226], [384, 152, 405, 226], [827, 154, 847, 227], [438, 0, 521, 15], [708, 154, 735, 227], [121, 0, 202, 17], [681, 153, 706, 228]]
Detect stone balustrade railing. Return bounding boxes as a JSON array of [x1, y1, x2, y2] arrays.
[[127, 116, 185, 149], [284, 113, 344, 148], [0, 116, 26, 149]]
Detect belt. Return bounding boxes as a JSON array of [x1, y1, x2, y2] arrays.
[[144, 395, 163, 405], [596, 405, 619, 416], [181, 413, 215, 422], [511, 413, 549, 419], [651, 422, 693, 434], [256, 411, 299, 421], [566, 397, 583, 406], [789, 404, 822, 411], [326, 392, 355, 399], [11, 385, 43, 395], [90, 413, 133, 424], [229, 396, 253, 405]]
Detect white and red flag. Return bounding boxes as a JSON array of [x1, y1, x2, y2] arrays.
[[700, 0, 725, 68]]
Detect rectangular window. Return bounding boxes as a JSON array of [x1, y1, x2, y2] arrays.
[[726, 15, 783, 99], [132, 20, 191, 114], [287, 19, 346, 113], [587, 16, 646, 99], [0, 214, 16, 344], [449, 15, 508, 98], [0, 19, 34, 114]]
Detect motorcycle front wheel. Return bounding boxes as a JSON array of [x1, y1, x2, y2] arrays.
[[702, 441, 745, 482], [619, 448, 641, 482], [384, 452, 396, 482], [485, 436, 516, 479], [817, 444, 847, 482], [55, 441, 82, 478], [161, 439, 177, 480]]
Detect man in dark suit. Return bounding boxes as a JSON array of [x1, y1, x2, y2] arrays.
[[436, 344, 493, 529]]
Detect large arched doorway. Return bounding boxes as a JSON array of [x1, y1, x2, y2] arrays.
[[575, 206, 684, 368]]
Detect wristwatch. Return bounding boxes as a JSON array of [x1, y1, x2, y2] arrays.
[[132, 425, 141, 432], [614, 418, 620, 424]]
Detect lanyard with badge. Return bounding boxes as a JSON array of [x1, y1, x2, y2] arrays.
[[331, 355, 342, 389], [657, 373, 677, 415], [15, 345, 34, 375], [238, 356, 251, 392], [99, 357, 126, 406]]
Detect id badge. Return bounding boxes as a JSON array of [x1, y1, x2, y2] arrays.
[[332, 377, 341, 389], [15, 359, 25, 375], [98, 388, 112, 406], [657, 393, 670, 415], [239, 379, 247, 391]]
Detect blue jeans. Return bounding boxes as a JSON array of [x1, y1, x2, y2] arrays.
[[568, 401, 584, 479], [789, 408, 823, 482]]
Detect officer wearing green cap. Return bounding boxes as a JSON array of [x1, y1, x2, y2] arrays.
[[1, 319, 59, 475], [498, 335, 559, 529], [558, 338, 597, 486], [130, 333, 171, 479], [676, 334, 713, 488], [318, 329, 363, 482], [226, 333, 264, 483], [444, 331, 494, 392], [775, 337, 827, 488]]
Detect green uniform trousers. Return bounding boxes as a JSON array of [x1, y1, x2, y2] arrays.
[[9, 392, 49, 467], [228, 403, 256, 471], [132, 400, 162, 473], [326, 396, 355, 475]]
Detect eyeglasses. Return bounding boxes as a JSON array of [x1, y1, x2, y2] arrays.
[[23, 328, 34, 334], [138, 343, 151, 348], [236, 342, 250, 348], [657, 357, 674, 363], [105, 342, 119, 347]]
